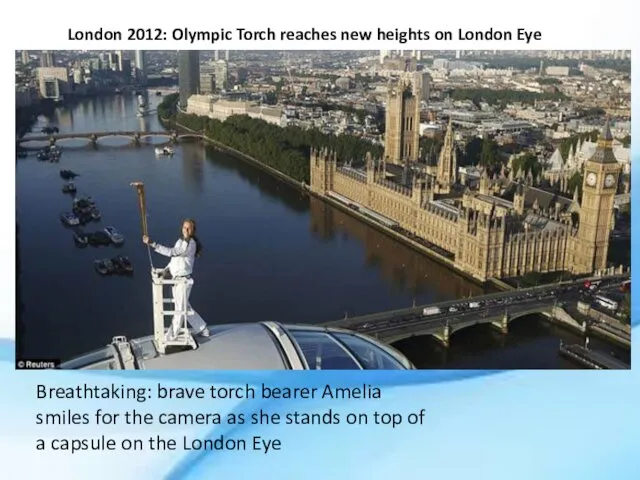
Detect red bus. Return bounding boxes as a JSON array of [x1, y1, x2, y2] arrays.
[[584, 280, 601, 291]]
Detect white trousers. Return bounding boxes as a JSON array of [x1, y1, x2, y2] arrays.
[[165, 279, 207, 340]]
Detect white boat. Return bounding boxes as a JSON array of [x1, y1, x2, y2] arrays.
[[103, 226, 124, 244], [60, 212, 80, 226], [155, 146, 174, 156]]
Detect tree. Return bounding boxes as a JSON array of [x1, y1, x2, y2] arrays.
[[621, 135, 630, 148], [171, 112, 384, 184], [459, 137, 483, 167], [449, 88, 566, 107], [511, 152, 542, 177], [567, 171, 583, 197], [479, 137, 498, 167], [618, 293, 631, 325], [419, 136, 444, 162], [536, 77, 562, 85], [157, 93, 179, 121], [520, 272, 542, 287], [263, 92, 277, 105], [559, 130, 599, 158]]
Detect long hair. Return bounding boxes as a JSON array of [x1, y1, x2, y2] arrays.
[[183, 218, 203, 257]]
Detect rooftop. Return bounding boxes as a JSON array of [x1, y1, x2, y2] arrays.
[[59, 322, 415, 370]]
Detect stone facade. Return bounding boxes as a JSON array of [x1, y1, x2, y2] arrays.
[[185, 97, 282, 125], [383, 74, 420, 166], [310, 118, 622, 282]]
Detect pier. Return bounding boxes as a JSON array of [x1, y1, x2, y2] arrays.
[[559, 341, 629, 369]]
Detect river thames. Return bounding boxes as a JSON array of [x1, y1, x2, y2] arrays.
[[15, 92, 627, 368]]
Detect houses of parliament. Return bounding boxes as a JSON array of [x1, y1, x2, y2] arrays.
[[309, 73, 623, 283]]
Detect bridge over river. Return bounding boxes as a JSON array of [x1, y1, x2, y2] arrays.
[[322, 274, 629, 347], [17, 130, 205, 149]]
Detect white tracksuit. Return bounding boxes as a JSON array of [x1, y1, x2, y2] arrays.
[[152, 237, 207, 339]]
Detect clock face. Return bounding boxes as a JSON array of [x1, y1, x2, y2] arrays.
[[605, 174, 616, 188], [586, 172, 597, 187]]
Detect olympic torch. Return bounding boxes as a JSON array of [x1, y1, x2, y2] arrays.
[[130, 181, 148, 238]]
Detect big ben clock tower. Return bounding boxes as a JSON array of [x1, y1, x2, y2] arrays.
[[574, 118, 622, 274]]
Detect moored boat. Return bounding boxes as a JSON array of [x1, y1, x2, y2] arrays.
[[48, 146, 61, 162], [60, 170, 79, 180], [60, 212, 80, 226], [73, 196, 95, 208], [104, 226, 124, 244], [72, 204, 91, 216], [155, 146, 174, 156], [77, 212, 94, 225], [95, 259, 117, 276], [73, 232, 89, 247], [112, 255, 134, 274], [87, 231, 112, 246]]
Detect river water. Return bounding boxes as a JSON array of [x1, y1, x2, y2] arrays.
[[15, 91, 627, 368]]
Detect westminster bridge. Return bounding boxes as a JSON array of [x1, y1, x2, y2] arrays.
[[16, 131, 205, 149], [323, 274, 629, 348]]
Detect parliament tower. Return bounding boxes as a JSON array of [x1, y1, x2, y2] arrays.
[[383, 74, 420, 166], [573, 118, 621, 273]]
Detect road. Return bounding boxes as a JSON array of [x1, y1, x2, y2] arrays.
[[370, 300, 558, 342], [332, 276, 629, 338]]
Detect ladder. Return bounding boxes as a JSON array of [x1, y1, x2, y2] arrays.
[[151, 268, 198, 354]]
